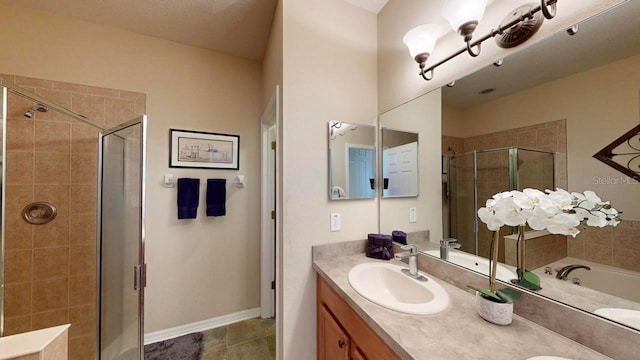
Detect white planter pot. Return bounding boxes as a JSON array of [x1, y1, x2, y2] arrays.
[[475, 293, 513, 325]]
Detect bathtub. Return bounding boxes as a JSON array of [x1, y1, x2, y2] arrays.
[[541, 257, 640, 303]]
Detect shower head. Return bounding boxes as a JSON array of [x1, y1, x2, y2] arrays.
[[24, 104, 49, 118]]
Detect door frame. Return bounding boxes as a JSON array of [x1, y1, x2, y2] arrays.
[[97, 115, 147, 360], [260, 87, 279, 318]]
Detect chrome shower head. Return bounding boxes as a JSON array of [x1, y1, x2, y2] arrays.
[[24, 104, 49, 118]]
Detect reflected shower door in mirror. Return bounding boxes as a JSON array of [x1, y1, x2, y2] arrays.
[[381, 128, 419, 198], [379, 0, 640, 332], [328, 121, 377, 200]]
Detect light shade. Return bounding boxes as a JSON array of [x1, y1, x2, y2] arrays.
[[441, 0, 489, 31], [403, 24, 441, 60]]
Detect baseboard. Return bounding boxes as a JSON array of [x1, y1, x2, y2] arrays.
[[144, 307, 261, 345]]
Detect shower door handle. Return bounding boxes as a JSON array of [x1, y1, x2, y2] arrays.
[[134, 264, 146, 290]]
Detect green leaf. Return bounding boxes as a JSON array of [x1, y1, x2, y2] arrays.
[[467, 285, 503, 303], [523, 271, 541, 287], [496, 288, 522, 303]]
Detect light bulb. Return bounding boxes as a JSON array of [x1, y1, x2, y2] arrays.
[[442, 0, 489, 34], [403, 24, 441, 62]]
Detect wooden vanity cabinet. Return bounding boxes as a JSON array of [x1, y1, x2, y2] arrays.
[[317, 276, 400, 360]]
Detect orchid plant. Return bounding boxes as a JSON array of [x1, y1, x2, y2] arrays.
[[472, 188, 621, 302]]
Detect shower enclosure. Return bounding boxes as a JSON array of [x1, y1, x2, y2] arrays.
[[445, 147, 554, 261], [0, 77, 146, 360]]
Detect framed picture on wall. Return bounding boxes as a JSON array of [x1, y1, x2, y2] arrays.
[[169, 129, 240, 170]]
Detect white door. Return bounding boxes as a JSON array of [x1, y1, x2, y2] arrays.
[[383, 141, 419, 197], [347, 146, 375, 198]]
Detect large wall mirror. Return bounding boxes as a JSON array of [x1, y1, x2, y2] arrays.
[[379, 1, 640, 332], [328, 121, 377, 200]]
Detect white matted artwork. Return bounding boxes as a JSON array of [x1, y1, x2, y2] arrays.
[[170, 129, 240, 169]]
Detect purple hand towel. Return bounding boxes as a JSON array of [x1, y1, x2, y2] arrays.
[[366, 234, 394, 260], [392, 230, 407, 245], [177, 178, 200, 219], [206, 179, 226, 217]]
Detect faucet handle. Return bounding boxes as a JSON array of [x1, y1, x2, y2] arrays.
[[400, 244, 417, 254], [440, 238, 458, 246]]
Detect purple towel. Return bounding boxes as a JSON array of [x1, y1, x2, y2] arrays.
[[206, 179, 226, 217], [366, 234, 394, 260], [177, 178, 200, 219], [392, 230, 407, 245]]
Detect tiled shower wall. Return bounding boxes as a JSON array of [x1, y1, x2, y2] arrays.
[[1, 74, 145, 360], [444, 120, 567, 261], [569, 220, 640, 272]]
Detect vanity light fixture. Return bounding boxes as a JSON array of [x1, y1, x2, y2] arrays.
[[406, 0, 557, 81]]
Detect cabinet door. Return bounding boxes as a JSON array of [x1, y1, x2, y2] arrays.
[[318, 305, 350, 360], [351, 345, 367, 360]]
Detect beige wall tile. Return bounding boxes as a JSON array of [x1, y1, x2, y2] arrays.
[[35, 121, 71, 153], [6, 151, 34, 185], [3, 315, 32, 335], [70, 214, 96, 246], [7, 91, 36, 118], [33, 88, 73, 122], [69, 274, 95, 306], [71, 94, 104, 123], [32, 308, 69, 331], [35, 185, 70, 217], [15, 76, 53, 89], [5, 249, 32, 284], [33, 247, 69, 280], [70, 184, 97, 215], [34, 216, 70, 248], [71, 123, 99, 154], [43, 330, 69, 360], [10, 353, 39, 360], [5, 282, 32, 317], [70, 245, 96, 276], [567, 237, 585, 258], [87, 85, 120, 98], [5, 211, 33, 250], [54, 81, 88, 94], [69, 304, 96, 339], [5, 185, 33, 214], [536, 127, 558, 148], [69, 335, 96, 360], [35, 153, 70, 185], [584, 243, 612, 265], [6, 118, 35, 151], [517, 131, 537, 148], [612, 224, 640, 252], [613, 248, 640, 272], [32, 278, 69, 313], [70, 154, 97, 184], [104, 97, 135, 127]]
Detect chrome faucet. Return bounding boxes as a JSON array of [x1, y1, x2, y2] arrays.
[[440, 238, 461, 261], [394, 244, 428, 281], [556, 264, 591, 280]]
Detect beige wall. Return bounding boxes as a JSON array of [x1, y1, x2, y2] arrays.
[[377, 0, 625, 114], [451, 54, 640, 221], [379, 90, 442, 239], [281, 0, 378, 357], [0, 3, 263, 334]]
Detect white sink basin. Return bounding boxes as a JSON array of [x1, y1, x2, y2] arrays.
[[594, 308, 640, 329], [425, 250, 517, 283], [348, 262, 449, 315]]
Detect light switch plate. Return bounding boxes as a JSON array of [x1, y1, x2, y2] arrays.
[[409, 207, 417, 223], [330, 213, 341, 231]]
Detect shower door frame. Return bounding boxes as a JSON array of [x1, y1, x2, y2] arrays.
[[97, 115, 147, 360]]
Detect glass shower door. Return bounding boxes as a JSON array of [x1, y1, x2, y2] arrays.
[[98, 116, 146, 360]]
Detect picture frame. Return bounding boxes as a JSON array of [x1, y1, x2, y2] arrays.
[[169, 129, 240, 170]]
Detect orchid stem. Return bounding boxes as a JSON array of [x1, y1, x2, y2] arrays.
[[490, 228, 500, 292]]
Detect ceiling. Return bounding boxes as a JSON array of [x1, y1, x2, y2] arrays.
[[443, 0, 640, 108], [5, 0, 278, 61], [5, 0, 390, 61]]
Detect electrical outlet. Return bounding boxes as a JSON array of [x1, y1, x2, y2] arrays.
[[330, 213, 341, 231], [409, 207, 417, 223]]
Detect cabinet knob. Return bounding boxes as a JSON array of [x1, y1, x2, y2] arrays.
[[338, 340, 345, 348]]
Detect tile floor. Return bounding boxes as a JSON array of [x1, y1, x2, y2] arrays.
[[200, 317, 276, 360]]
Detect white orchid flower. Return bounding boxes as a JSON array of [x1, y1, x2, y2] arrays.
[[547, 188, 575, 210], [478, 207, 502, 231], [547, 223, 580, 237]]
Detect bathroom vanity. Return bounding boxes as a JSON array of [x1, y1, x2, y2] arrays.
[[313, 241, 613, 360]]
